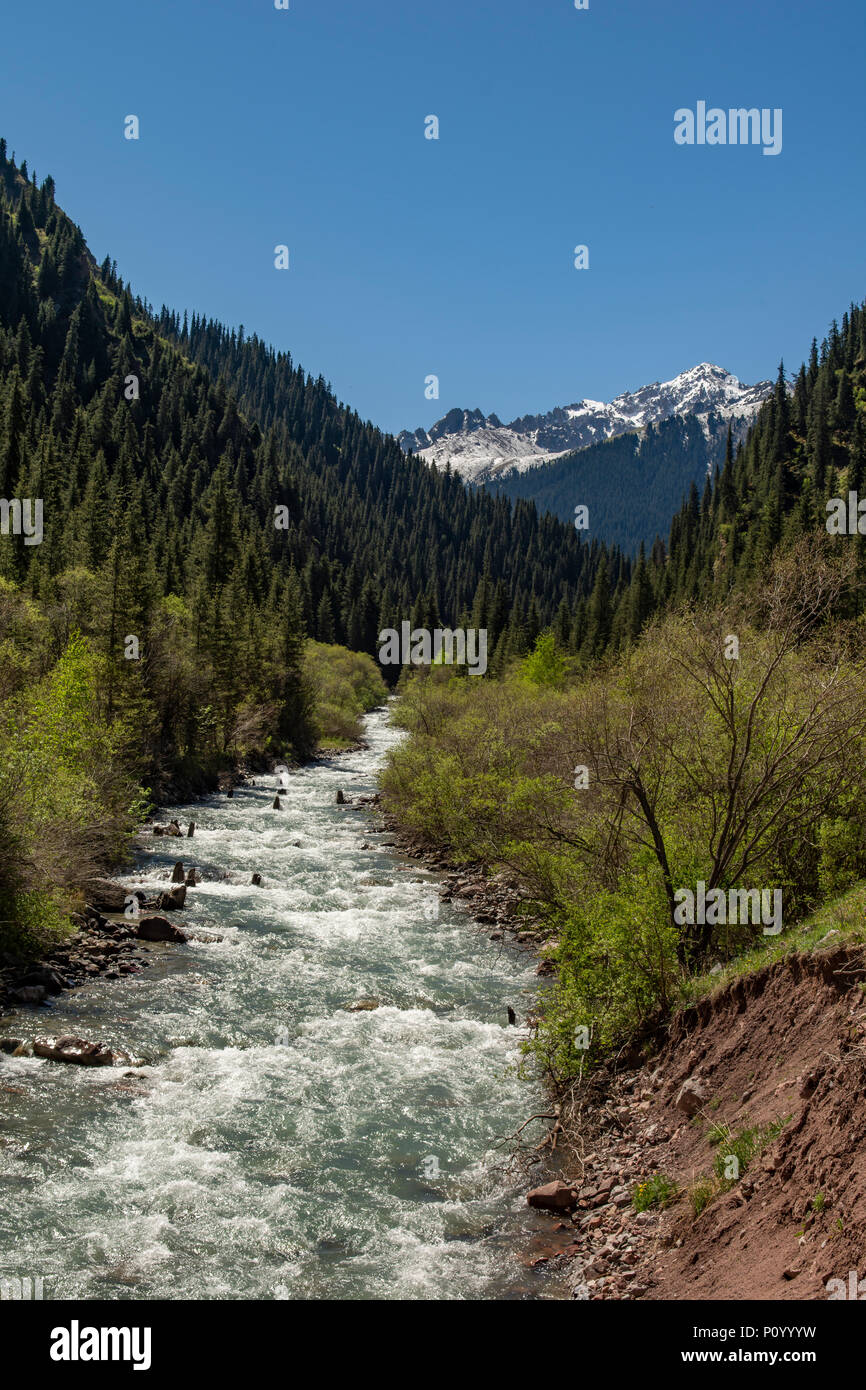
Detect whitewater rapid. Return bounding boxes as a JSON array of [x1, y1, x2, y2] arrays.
[[0, 709, 558, 1300]]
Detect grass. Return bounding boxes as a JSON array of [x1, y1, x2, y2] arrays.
[[685, 1115, 791, 1219], [689, 1178, 717, 1218], [711, 1118, 789, 1187], [632, 1173, 679, 1212], [678, 881, 866, 1010]]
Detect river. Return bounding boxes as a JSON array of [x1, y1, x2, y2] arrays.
[[0, 708, 564, 1300]]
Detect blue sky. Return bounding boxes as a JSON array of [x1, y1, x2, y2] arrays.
[[2, 0, 864, 435]]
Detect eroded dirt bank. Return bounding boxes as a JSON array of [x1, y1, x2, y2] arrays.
[[600, 944, 866, 1300], [531, 945, 866, 1301]]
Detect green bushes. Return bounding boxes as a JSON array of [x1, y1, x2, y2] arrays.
[[0, 633, 145, 956], [304, 641, 388, 747], [381, 546, 866, 1085], [709, 1118, 789, 1187], [521, 632, 568, 688], [0, 625, 387, 957], [817, 792, 866, 898]]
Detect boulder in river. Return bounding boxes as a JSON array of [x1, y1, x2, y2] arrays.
[[33, 1036, 118, 1067], [155, 884, 186, 911], [135, 916, 188, 943], [171, 862, 186, 884], [251, 873, 263, 887], [272, 796, 282, 810], [187, 821, 195, 838], [336, 789, 347, 805], [526, 1180, 578, 1212], [345, 998, 380, 1012]]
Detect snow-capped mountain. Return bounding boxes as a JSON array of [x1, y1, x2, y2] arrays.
[[398, 364, 774, 484]]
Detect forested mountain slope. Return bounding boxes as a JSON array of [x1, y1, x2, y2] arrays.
[[0, 139, 625, 721], [484, 413, 730, 554], [0, 138, 636, 946], [663, 315, 866, 602]]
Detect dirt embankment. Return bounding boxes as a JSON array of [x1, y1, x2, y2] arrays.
[[550, 944, 866, 1301]]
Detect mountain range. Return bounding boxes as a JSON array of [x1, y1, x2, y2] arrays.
[[399, 363, 774, 485]]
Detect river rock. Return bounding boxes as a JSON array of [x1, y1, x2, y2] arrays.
[[135, 916, 188, 943], [156, 884, 186, 911], [345, 998, 380, 1012], [251, 873, 263, 887], [84, 879, 128, 912], [674, 1077, 707, 1116], [527, 1181, 579, 1212], [33, 1036, 117, 1067], [12, 967, 67, 995], [187, 822, 195, 838], [171, 862, 186, 883], [336, 789, 347, 805], [272, 796, 282, 810], [10, 985, 47, 1005]]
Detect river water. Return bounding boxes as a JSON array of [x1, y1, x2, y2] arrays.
[[0, 709, 562, 1300]]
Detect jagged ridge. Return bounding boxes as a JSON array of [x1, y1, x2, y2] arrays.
[[399, 364, 774, 484]]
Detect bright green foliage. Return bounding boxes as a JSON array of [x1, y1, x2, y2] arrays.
[[521, 632, 568, 687], [303, 641, 387, 745], [0, 632, 145, 953], [383, 550, 866, 1078]]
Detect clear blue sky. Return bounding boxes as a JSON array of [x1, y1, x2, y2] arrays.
[[2, 0, 864, 435]]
